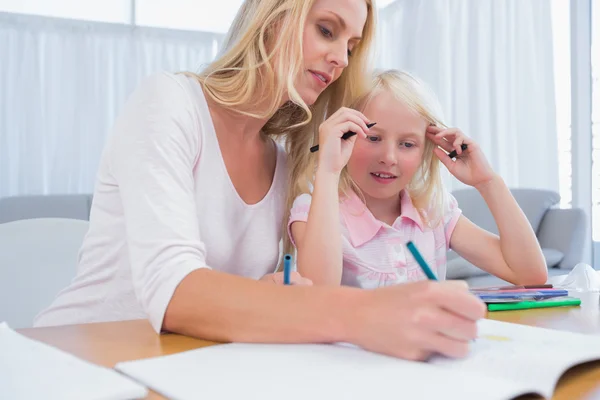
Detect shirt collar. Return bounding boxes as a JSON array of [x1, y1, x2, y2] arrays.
[[340, 189, 424, 247]]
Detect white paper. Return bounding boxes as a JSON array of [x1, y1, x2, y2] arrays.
[[0, 322, 148, 400], [116, 338, 531, 400], [116, 318, 600, 400], [429, 319, 600, 398]]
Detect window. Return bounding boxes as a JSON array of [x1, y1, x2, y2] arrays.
[[134, 0, 245, 33], [592, 0, 600, 241], [551, 0, 572, 209], [2, 0, 398, 33], [0, 0, 131, 23]]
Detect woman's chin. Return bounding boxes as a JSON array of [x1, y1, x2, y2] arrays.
[[297, 87, 321, 106]]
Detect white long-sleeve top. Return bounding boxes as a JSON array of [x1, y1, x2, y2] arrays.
[[34, 72, 287, 332]]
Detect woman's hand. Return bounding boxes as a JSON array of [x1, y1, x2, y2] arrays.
[[427, 126, 497, 189], [346, 280, 486, 360], [316, 107, 372, 175]]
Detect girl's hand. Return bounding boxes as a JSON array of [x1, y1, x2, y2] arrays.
[[259, 271, 313, 286], [427, 126, 497, 189], [316, 107, 372, 175]]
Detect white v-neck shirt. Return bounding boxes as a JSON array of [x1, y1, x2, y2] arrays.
[[34, 72, 288, 332]]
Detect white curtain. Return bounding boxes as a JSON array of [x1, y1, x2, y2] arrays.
[[0, 12, 223, 197], [376, 0, 559, 192]]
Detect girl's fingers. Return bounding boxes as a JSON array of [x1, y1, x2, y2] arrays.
[[344, 113, 371, 138], [426, 125, 443, 133], [337, 121, 366, 142], [433, 146, 455, 170], [452, 137, 465, 155], [328, 109, 372, 138], [427, 133, 455, 153], [430, 128, 461, 140]]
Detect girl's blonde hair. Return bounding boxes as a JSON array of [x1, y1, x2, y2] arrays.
[[282, 69, 448, 258], [349, 70, 449, 227], [190, 0, 376, 269]]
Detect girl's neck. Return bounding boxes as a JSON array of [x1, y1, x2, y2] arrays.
[[363, 192, 403, 226]]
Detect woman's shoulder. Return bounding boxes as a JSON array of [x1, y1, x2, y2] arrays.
[[113, 71, 212, 142], [132, 71, 205, 109], [106, 72, 209, 170]]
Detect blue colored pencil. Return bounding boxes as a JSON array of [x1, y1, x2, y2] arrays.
[[283, 254, 292, 285], [406, 241, 438, 281]]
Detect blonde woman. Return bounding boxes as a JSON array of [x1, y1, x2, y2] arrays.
[[35, 2, 485, 361], [288, 69, 546, 287]]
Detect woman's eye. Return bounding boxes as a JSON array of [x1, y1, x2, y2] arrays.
[[366, 135, 380, 142], [319, 26, 332, 38], [347, 48, 353, 57]]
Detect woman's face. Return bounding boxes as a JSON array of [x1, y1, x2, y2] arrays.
[[297, 0, 368, 105]]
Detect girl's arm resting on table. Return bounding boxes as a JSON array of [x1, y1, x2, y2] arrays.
[[290, 170, 345, 286], [449, 176, 548, 285]]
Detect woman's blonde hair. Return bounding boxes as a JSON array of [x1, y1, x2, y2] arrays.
[[194, 0, 375, 132], [187, 0, 376, 268]]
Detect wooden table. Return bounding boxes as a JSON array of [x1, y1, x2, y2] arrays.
[[18, 291, 600, 400]]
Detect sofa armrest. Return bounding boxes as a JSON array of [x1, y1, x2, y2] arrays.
[[537, 207, 588, 269]]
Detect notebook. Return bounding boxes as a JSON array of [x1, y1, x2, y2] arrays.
[[115, 319, 600, 400], [0, 322, 148, 400]]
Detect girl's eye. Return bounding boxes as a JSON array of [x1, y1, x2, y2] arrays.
[[366, 135, 380, 142], [401, 142, 415, 148], [319, 25, 333, 38], [347, 48, 353, 57]]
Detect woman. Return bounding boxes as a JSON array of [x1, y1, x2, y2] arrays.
[[35, 0, 485, 361]]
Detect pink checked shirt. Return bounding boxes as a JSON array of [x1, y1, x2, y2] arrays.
[[288, 190, 462, 289]]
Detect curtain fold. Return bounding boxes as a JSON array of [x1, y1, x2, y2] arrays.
[[376, 0, 558, 192], [0, 12, 223, 196]]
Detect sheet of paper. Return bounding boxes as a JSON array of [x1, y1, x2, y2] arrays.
[[429, 319, 600, 398], [0, 322, 148, 400], [116, 339, 530, 400]]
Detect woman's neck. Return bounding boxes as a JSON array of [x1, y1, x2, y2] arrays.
[[202, 76, 288, 143], [206, 97, 269, 143]]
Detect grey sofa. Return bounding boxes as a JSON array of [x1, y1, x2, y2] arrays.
[[447, 188, 588, 287], [0, 190, 587, 288], [0, 194, 93, 224]]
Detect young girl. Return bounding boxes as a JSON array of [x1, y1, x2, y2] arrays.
[[286, 70, 548, 288]]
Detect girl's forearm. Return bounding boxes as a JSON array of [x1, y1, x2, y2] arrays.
[[476, 176, 548, 284], [296, 169, 344, 285]]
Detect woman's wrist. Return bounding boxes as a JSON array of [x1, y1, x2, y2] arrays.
[[319, 286, 366, 343]]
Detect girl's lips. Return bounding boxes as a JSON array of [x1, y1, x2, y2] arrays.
[[370, 172, 397, 184]]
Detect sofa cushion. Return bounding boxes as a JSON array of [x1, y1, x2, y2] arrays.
[[451, 188, 560, 235], [465, 267, 568, 288], [446, 255, 487, 280], [0, 194, 92, 223], [541, 248, 564, 268]]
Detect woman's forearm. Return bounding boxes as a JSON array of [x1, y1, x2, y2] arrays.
[[163, 268, 356, 343]]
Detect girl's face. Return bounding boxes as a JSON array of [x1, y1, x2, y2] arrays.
[[347, 89, 429, 204], [297, 0, 368, 105]]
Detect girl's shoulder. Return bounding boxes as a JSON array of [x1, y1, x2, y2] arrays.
[[291, 192, 313, 209]]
